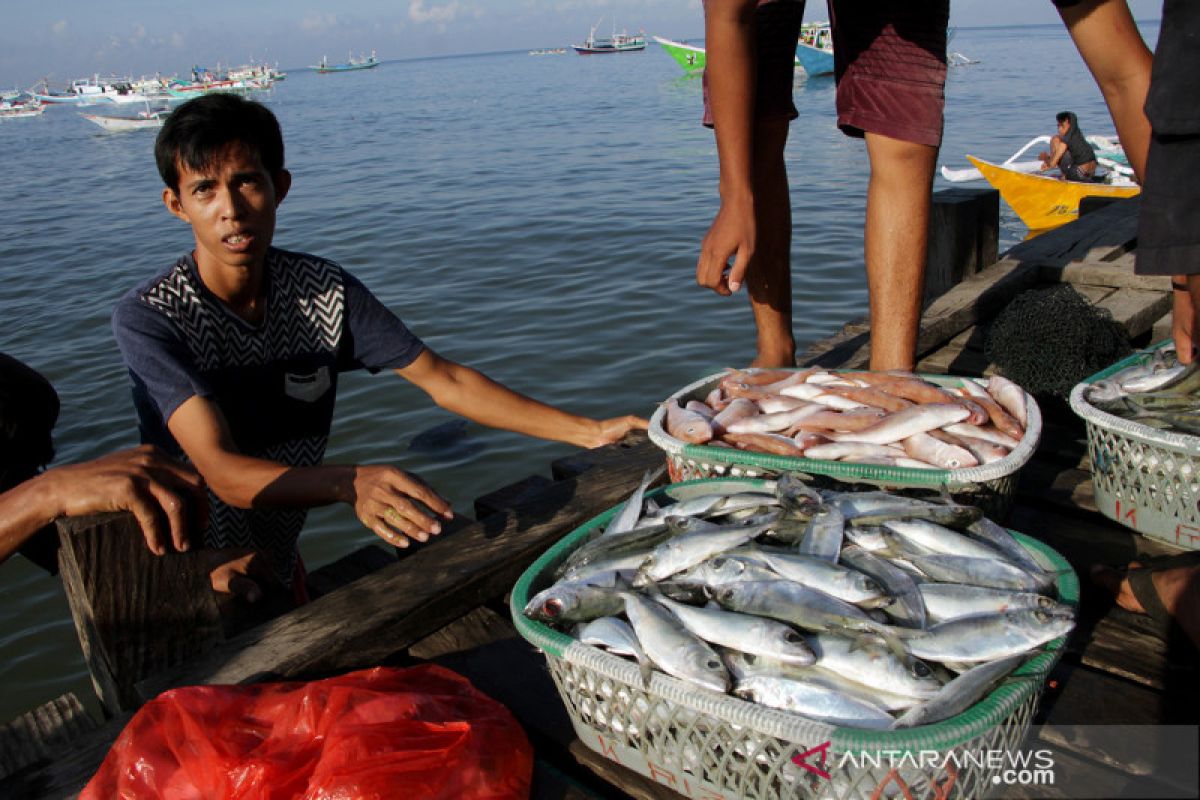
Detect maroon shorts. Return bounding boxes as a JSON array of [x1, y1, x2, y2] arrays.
[[702, 0, 805, 128], [829, 0, 948, 147]]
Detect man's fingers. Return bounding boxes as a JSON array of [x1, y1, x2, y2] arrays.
[[142, 482, 190, 553], [389, 474, 453, 520], [128, 493, 169, 556], [225, 573, 262, 603], [727, 249, 750, 293]]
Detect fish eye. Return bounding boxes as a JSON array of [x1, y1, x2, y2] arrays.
[[706, 659, 721, 670], [744, 653, 758, 665], [1035, 611, 1049, 622], [911, 660, 932, 678], [712, 557, 727, 568], [544, 600, 562, 618], [784, 631, 803, 643]]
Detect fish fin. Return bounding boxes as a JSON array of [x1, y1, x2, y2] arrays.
[[639, 658, 654, 688]]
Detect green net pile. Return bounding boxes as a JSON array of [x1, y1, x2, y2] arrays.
[[985, 284, 1132, 397]]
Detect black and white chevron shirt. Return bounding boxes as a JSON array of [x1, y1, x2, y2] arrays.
[[112, 247, 425, 586]]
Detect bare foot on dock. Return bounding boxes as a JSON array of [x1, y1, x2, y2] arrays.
[[1091, 560, 1200, 650]]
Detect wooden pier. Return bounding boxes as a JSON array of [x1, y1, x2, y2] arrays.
[[1, 194, 1196, 799]]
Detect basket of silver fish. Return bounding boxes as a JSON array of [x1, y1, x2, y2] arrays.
[[1069, 341, 1200, 550], [647, 368, 1040, 519], [512, 474, 1077, 800]]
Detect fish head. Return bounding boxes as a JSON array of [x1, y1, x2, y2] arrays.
[[524, 587, 572, 621], [685, 649, 730, 692]]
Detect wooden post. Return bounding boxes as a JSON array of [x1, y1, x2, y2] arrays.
[[56, 512, 224, 714], [925, 187, 1000, 302]]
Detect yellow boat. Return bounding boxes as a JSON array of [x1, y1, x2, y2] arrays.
[[966, 155, 1140, 231]]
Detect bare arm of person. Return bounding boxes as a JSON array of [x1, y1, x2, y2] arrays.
[[697, 0, 759, 295], [1040, 137, 1069, 170], [0, 445, 208, 563], [395, 348, 647, 449], [167, 395, 452, 548], [1055, 0, 1152, 181]]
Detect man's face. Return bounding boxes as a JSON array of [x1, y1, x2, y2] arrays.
[[162, 141, 290, 276], [1057, 119, 1070, 136]]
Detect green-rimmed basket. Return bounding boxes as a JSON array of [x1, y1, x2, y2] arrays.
[[1070, 341, 1200, 551], [648, 370, 1042, 520], [511, 478, 1078, 800]]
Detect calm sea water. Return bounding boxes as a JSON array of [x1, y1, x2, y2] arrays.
[[0, 22, 1158, 722]]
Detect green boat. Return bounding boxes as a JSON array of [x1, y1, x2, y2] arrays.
[[654, 36, 705, 72]]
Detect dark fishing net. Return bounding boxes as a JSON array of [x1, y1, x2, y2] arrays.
[[984, 284, 1132, 397]]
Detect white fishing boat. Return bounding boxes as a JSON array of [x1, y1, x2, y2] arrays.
[[572, 18, 646, 54], [80, 105, 169, 132], [0, 98, 45, 119]]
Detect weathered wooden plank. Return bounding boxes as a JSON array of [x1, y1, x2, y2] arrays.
[[1095, 287, 1172, 340], [475, 474, 555, 519], [56, 513, 224, 713], [916, 325, 993, 377], [552, 433, 664, 481], [305, 543, 397, 600], [1073, 615, 1181, 691], [925, 187, 1000, 301], [1017, 463, 1098, 516], [0, 711, 132, 800], [407, 605, 514, 660], [1004, 197, 1140, 269], [989, 740, 1189, 799], [1043, 260, 1171, 292], [1152, 310, 1174, 345], [137, 437, 664, 698], [0, 694, 97, 782]]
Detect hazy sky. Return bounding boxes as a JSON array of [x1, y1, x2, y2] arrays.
[[2, 0, 1162, 89]]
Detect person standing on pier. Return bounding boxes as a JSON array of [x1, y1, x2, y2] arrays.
[[696, 0, 949, 371], [1052, 0, 1200, 648], [112, 94, 647, 595]]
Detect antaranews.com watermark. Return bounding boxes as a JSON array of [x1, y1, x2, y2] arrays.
[[791, 725, 1198, 799]]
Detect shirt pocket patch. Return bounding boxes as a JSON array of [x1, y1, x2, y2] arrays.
[[284, 366, 331, 403]]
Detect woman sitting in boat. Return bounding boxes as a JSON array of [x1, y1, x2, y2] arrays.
[[1039, 111, 1099, 181]]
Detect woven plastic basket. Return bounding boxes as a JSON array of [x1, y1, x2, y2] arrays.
[[512, 478, 1078, 800], [648, 371, 1042, 520], [1070, 341, 1200, 550]]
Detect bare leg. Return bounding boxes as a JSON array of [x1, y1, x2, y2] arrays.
[[1056, 0, 1152, 181], [863, 132, 938, 371], [745, 116, 795, 367], [1093, 561, 1200, 649]]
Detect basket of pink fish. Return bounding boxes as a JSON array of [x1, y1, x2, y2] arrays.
[[648, 368, 1040, 518]]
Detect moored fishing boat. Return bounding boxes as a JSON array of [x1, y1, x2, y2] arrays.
[[965, 154, 1140, 231], [80, 106, 169, 132], [572, 18, 646, 54], [795, 20, 834, 76], [313, 51, 380, 73], [0, 98, 45, 119], [653, 36, 705, 71]]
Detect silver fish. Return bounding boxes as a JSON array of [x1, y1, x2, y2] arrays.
[[653, 594, 816, 665], [605, 466, 665, 537], [633, 517, 775, 585], [891, 654, 1027, 729], [733, 675, 894, 729], [808, 633, 943, 699], [882, 519, 1009, 561], [736, 548, 888, 607], [965, 517, 1055, 589], [798, 504, 845, 561], [723, 650, 920, 712], [621, 592, 729, 693], [840, 545, 926, 628], [919, 583, 1068, 623], [904, 553, 1042, 592], [898, 608, 1075, 663], [524, 570, 630, 623]]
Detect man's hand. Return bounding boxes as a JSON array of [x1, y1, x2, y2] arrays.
[[581, 416, 649, 449], [349, 465, 453, 548], [1174, 275, 1198, 364], [41, 445, 208, 556], [203, 547, 276, 603], [697, 195, 756, 295]]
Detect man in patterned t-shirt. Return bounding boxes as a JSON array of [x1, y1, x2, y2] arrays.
[[113, 94, 646, 591]]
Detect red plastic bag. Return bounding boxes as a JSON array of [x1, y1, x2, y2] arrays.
[[82, 665, 533, 799]]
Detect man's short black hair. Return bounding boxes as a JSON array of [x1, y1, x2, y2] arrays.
[[1056, 111, 1073, 125], [155, 93, 285, 192]]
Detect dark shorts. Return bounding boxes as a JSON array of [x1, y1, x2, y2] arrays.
[[1060, 151, 1097, 183], [828, 0, 949, 147], [702, 0, 804, 127], [1136, 132, 1200, 276]]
